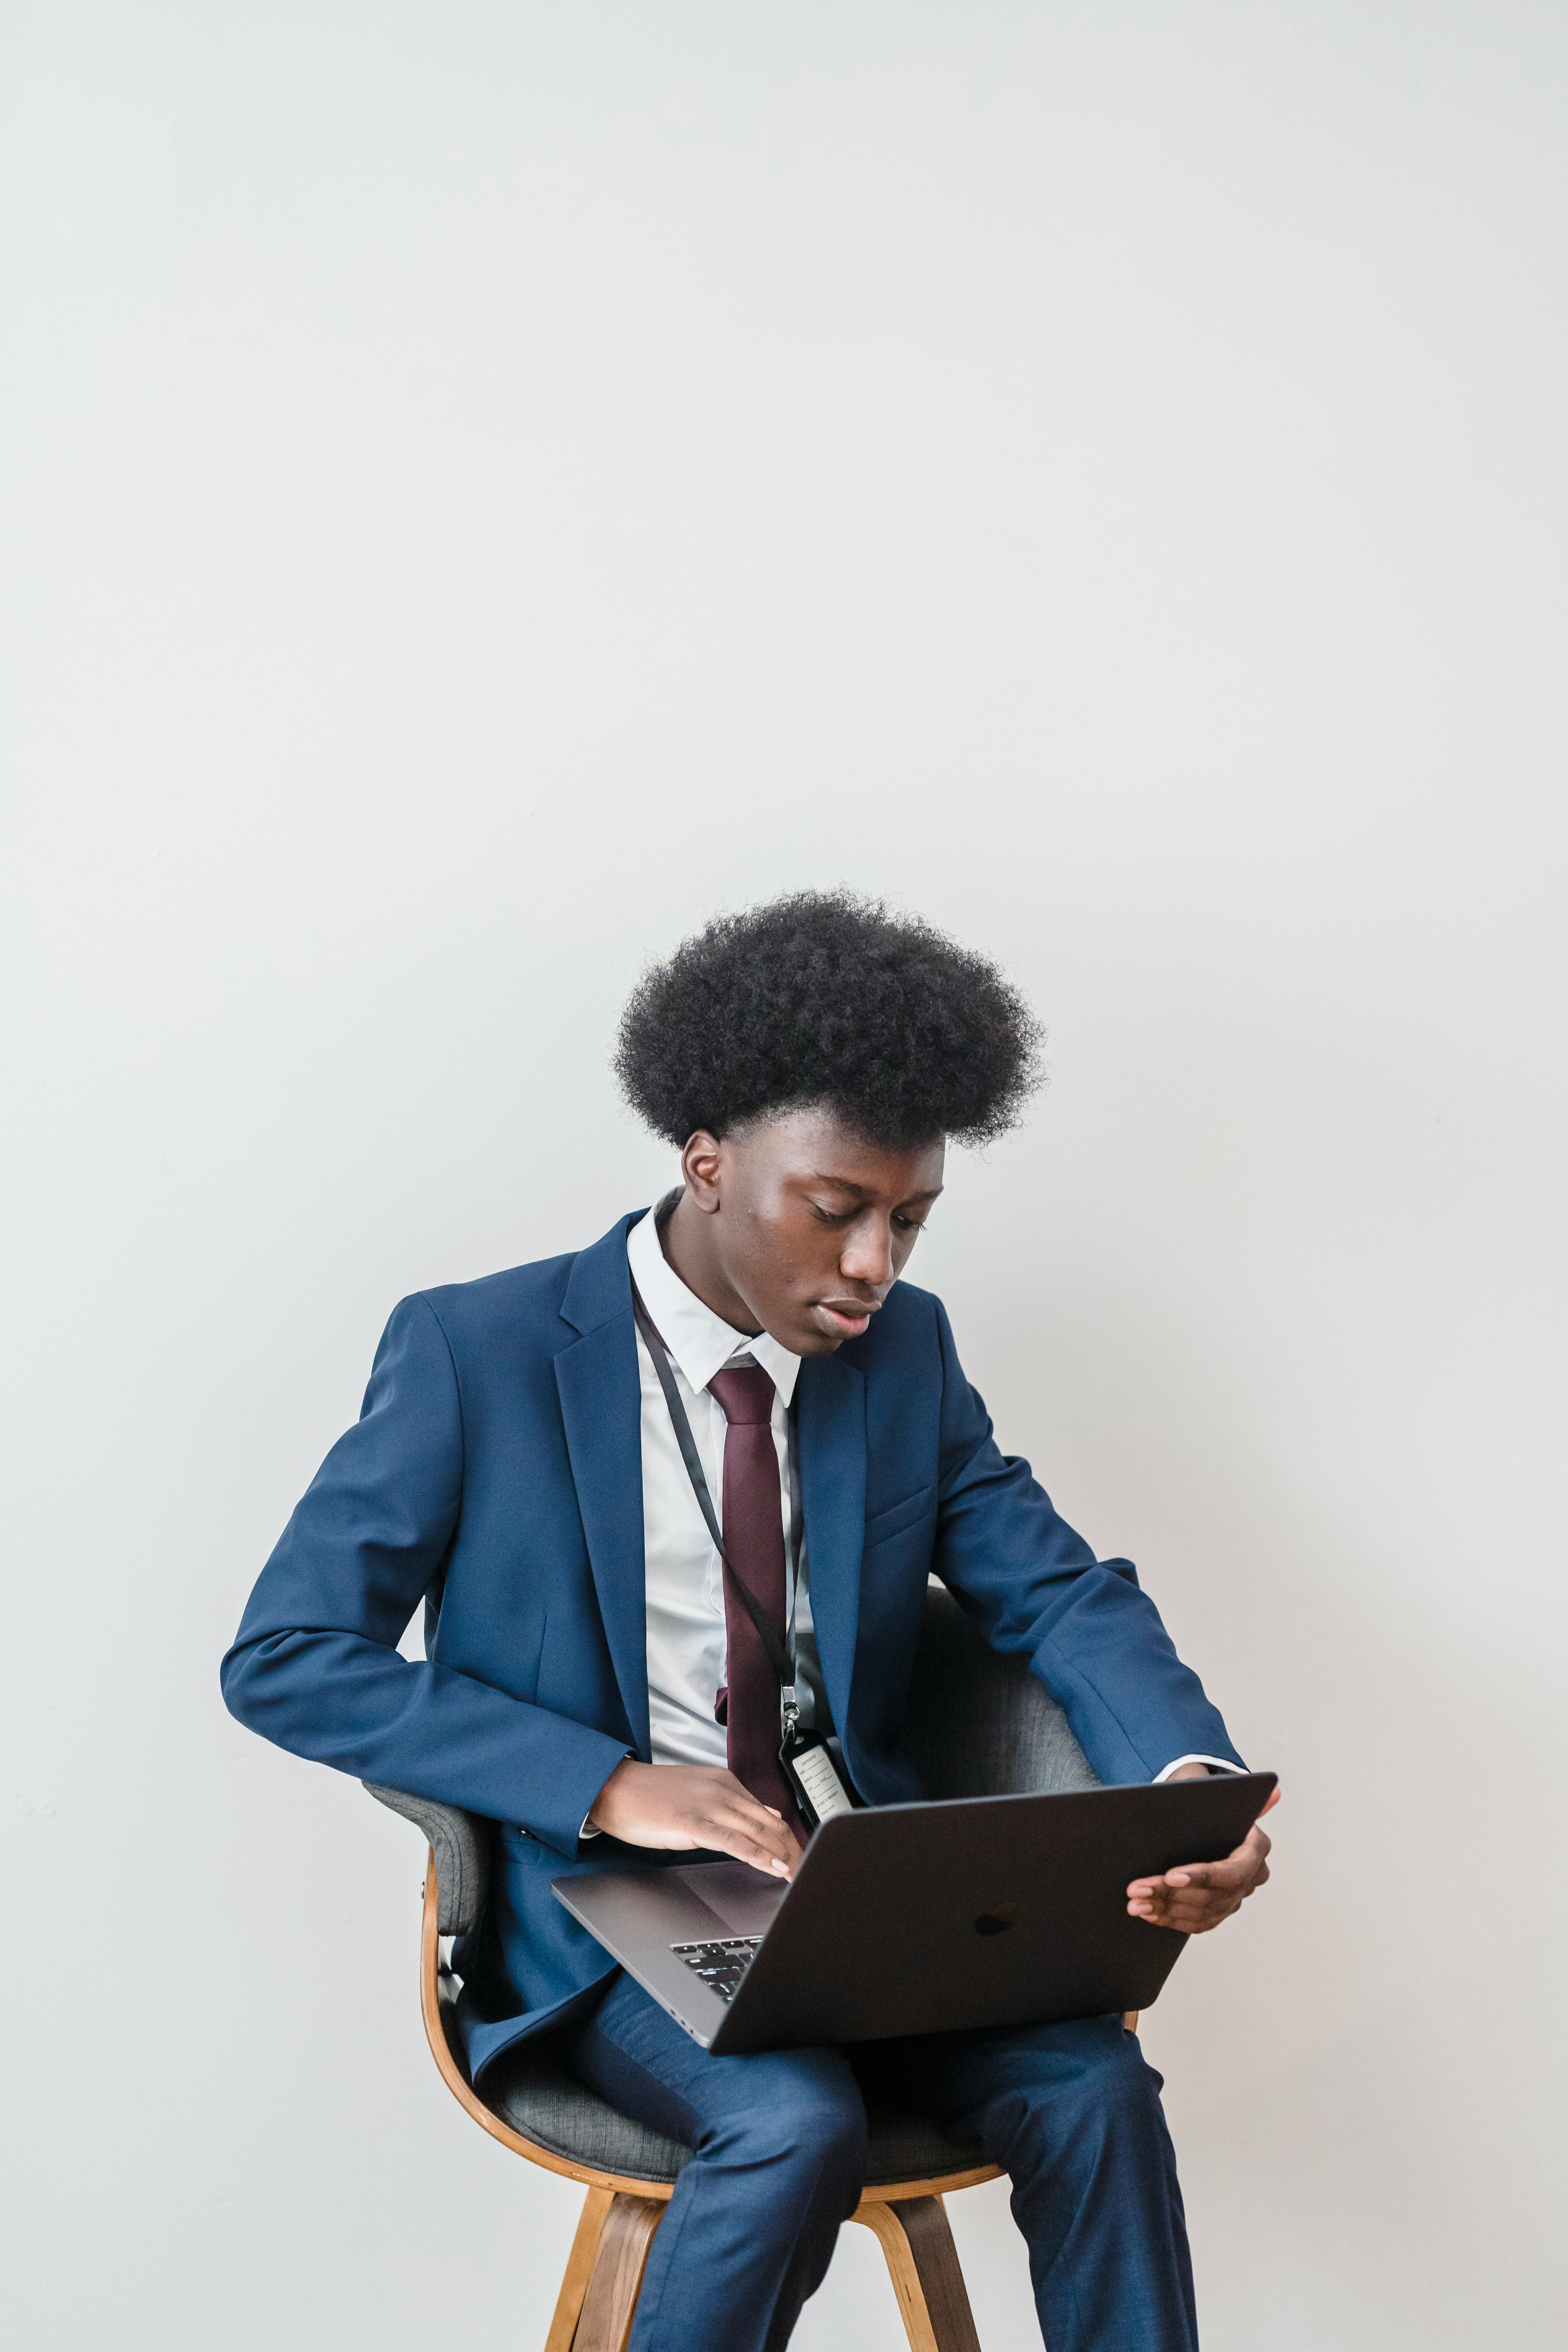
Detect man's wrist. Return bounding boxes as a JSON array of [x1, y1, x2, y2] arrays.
[[1153, 1753, 1244, 1784], [581, 1754, 639, 1846]]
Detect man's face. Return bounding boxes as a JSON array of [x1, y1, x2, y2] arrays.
[[679, 1104, 945, 1356]]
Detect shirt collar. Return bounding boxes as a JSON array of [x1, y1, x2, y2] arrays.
[[626, 1202, 801, 1406]]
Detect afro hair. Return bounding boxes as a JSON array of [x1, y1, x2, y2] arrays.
[[614, 891, 1043, 1151]]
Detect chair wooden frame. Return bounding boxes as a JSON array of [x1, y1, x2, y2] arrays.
[[414, 1859, 1137, 2352]]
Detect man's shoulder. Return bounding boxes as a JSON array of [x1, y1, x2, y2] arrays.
[[401, 1210, 640, 1355], [413, 1252, 575, 1325]]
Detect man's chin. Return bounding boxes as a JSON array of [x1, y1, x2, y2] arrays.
[[768, 1316, 839, 1357], [768, 1308, 849, 1357]]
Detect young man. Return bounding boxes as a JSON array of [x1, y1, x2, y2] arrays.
[[223, 892, 1273, 2352]]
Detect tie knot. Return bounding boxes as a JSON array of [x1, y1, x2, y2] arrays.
[[707, 1363, 776, 1427]]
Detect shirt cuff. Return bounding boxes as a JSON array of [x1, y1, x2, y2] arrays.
[[580, 1817, 603, 1840], [1152, 1754, 1246, 1782]]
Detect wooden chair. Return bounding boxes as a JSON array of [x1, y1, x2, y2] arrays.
[[368, 1586, 1128, 2352]]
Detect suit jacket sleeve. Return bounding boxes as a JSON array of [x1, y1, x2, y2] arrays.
[[220, 1294, 632, 1852], [928, 1299, 1243, 1784]]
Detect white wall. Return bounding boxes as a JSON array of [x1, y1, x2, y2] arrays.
[[4, 5, 1564, 2346]]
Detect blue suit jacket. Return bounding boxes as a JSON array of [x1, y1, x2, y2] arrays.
[[222, 1212, 1241, 2079]]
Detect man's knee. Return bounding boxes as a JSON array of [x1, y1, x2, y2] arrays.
[[701, 2054, 867, 2187], [1000, 2021, 1167, 2171], [789, 2087, 870, 2192], [1080, 2026, 1164, 2133]]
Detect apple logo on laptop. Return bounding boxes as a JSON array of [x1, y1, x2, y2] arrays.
[[973, 1902, 1020, 1937]]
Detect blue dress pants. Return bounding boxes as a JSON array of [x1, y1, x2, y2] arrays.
[[560, 1974, 1198, 2352]]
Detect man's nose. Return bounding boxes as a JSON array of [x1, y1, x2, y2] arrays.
[[840, 1220, 893, 1290]]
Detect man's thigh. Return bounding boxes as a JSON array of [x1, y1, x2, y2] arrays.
[[854, 2011, 1160, 2147], [564, 1971, 867, 2156]]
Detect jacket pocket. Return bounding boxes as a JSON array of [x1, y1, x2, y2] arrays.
[[862, 1481, 938, 1549]]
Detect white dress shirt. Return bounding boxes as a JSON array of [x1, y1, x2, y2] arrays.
[[620, 1200, 1234, 1790], [627, 1202, 826, 1770]]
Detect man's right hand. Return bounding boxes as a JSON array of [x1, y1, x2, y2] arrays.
[[587, 1760, 798, 1878]]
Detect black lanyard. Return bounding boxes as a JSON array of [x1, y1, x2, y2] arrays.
[[630, 1287, 804, 1726]]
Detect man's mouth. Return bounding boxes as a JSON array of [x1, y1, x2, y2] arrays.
[[813, 1299, 878, 1338]]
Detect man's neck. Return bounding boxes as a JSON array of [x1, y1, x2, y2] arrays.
[[659, 1192, 762, 1337]]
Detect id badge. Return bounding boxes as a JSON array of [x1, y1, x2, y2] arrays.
[[780, 1723, 860, 1831]]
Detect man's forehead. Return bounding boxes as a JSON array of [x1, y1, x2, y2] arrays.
[[729, 1105, 945, 1184], [803, 1167, 943, 1195]]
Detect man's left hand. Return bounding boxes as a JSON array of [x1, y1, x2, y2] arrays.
[[1126, 1771, 1279, 1935]]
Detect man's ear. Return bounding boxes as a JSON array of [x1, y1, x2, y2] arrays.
[[680, 1129, 724, 1213]]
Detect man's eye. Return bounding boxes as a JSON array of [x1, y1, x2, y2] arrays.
[[893, 1214, 927, 1234], [809, 1202, 856, 1225]]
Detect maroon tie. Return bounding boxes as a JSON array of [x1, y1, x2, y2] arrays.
[[707, 1363, 804, 1840]]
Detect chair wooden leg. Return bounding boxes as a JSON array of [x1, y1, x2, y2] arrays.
[[852, 2196, 982, 2352], [569, 2191, 666, 2352], [543, 2187, 615, 2352]]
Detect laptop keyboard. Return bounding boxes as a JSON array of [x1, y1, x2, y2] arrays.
[[671, 1936, 763, 2004]]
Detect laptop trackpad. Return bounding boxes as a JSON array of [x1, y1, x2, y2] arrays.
[[668, 1861, 789, 1935]]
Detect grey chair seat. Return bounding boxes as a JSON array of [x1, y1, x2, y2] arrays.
[[487, 2041, 984, 2187]]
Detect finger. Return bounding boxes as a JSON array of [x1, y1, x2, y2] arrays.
[[715, 1829, 794, 1877], [709, 1825, 793, 1876], [718, 1794, 797, 1846], [711, 1790, 797, 1845], [1129, 1882, 1192, 1910], [709, 1803, 797, 1870], [1132, 1894, 1240, 1931], [1160, 1874, 1262, 1918], [1165, 1849, 1254, 1889], [1259, 1786, 1281, 1817], [724, 1797, 799, 1835], [1132, 1853, 1268, 1907], [1131, 1877, 1250, 1919]]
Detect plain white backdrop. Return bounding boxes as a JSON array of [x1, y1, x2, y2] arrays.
[[3, 5, 1564, 2347]]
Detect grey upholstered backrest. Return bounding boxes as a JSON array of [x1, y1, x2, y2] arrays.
[[365, 1782, 490, 1934], [366, 1583, 1096, 1931], [900, 1583, 1100, 1799]]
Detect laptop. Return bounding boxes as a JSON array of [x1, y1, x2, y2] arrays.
[[553, 1769, 1276, 2054]]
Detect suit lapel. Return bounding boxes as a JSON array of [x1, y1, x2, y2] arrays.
[[555, 1219, 652, 1761], [796, 1350, 867, 1750]]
